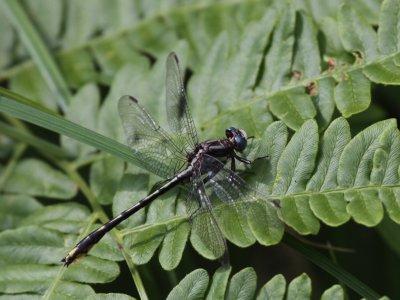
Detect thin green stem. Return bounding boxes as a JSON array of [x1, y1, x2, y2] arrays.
[[327, 241, 350, 299], [0, 120, 70, 159], [60, 161, 149, 299], [0, 143, 26, 190], [71, 153, 108, 169], [1, 0, 71, 112], [42, 214, 98, 300], [283, 234, 381, 300], [121, 250, 149, 300], [60, 161, 108, 223]]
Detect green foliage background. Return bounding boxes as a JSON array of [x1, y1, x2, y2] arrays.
[[0, 0, 399, 299]]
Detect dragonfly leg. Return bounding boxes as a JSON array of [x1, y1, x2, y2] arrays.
[[233, 153, 252, 164], [230, 156, 236, 171], [233, 153, 269, 165]]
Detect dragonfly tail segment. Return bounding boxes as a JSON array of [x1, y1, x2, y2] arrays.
[[62, 169, 189, 266], [62, 226, 107, 266], [62, 245, 91, 267]]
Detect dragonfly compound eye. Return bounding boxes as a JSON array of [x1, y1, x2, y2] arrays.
[[234, 134, 247, 151], [225, 127, 236, 138]]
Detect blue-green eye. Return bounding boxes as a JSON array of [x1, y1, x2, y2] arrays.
[[226, 127, 248, 151], [234, 134, 247, 151], [225, 127, 236, 138]]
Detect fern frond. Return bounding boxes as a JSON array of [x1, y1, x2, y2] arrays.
[[0, 0, 396, 298]]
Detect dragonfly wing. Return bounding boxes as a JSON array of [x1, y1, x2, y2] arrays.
[[201, 155, 282, 245], [201, 154, 260, 204], [118, 95, 186, 179], [187, 168, 229, 265], [165, 52, 199, 150]]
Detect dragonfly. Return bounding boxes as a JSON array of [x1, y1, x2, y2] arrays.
[[62, 52, 267, 266]]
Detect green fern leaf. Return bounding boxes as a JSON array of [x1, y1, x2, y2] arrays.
[[225, 267, 257, 300], [3, 159, 77, 199], [205, 266, 231, 300], [0, 195, 42, 230], [321, 285, 344, 300], [166, 268, 350, 300], [286, 273, 311, 300], [256, 274, 286, 300], [166, 269, 209, 300]]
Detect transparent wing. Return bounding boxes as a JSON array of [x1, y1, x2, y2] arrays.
[[187, 167, 229, 265], [165, 52, 198, 151], [202, 155, 283, 247], [118, 95, 187, 179], [202, 153, 280, 223], [201, 154, 261, 205]]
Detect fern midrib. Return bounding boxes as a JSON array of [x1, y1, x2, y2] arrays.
[[120, 182, 399, 234], [202, 50, 400, 130]]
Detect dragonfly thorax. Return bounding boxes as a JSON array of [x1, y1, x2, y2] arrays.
[[186, 127, 248, 167]]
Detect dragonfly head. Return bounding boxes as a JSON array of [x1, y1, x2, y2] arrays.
[[225, 127, 248, 152]]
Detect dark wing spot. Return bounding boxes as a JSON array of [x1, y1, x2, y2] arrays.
[[128, 96, 139, 103], [133, 134, 141, 143], [171, 52, 179, 64]]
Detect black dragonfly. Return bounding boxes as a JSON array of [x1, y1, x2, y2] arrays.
[[62, 52, 268, 266]]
